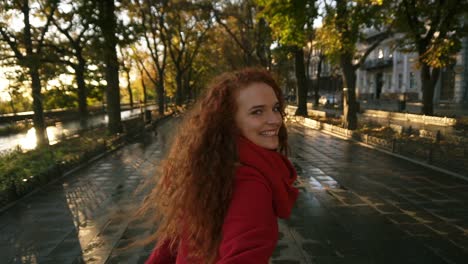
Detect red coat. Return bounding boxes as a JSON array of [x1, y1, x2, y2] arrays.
[[146, 136, 298, 263]]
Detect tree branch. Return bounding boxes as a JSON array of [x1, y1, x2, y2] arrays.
[[354, 31, 391, 70]]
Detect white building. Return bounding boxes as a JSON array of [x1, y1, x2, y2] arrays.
[[356, 33, 468, 104]]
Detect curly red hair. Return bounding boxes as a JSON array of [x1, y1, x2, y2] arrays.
[[141, 68, 288, 262]]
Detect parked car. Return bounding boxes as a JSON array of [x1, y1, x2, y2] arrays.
[[319, 94, 341, 106], [319, 96, 328, 105]]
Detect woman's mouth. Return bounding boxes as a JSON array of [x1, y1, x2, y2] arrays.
[[260, 130, 277, 136]]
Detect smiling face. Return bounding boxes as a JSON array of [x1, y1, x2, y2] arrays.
[[235, 82, 283, 150]]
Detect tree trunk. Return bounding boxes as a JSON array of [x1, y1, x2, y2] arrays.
[[420, 63, 440, 115], [30, 67, 49, 147], [76, 55, 88, 129], [175, 71, 183, 106], [7, 91, 17, 114], [314, 55, 323, 107], [184, 70, 192, 101], [125, 68, 133, 109], [340, 54, 358, 130], [157, 78, 165, 116], [294, 46, 308, 116], [141, 72, 147, 105], [99, 0, 122, 134]]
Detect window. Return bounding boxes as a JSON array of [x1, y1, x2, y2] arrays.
[[409, 72, 415, 89], [378, 49, 384, 59]]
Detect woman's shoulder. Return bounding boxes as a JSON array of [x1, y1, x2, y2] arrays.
[[235, 164, 271, 190]]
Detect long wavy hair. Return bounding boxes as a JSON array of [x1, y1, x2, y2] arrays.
[[140, 68, 288, 262]]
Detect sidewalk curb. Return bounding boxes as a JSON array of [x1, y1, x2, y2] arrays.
[[289, 118, 468, 183]]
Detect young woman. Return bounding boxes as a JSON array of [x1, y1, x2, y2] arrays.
[[144, 68, 298, 263]]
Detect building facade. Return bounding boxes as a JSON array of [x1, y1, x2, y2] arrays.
[[356, 34, 468, 104]]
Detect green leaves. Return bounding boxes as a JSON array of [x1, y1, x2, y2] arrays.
[[256, 0, 317, 46], [317, 0, 390, 65], [394, 0, 467, 69]]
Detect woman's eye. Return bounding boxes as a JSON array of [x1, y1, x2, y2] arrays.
[[251, 110, 262, 115], [273, 106, 280, 112]]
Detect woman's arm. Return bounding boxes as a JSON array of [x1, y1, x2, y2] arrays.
[[217, 166, 277, 264]]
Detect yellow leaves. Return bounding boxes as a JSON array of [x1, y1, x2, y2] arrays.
[[420, 38, 459, 68], [356, 0, 383, 5], [315, 21, 344, 60]]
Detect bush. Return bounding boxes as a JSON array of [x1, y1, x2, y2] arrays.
[[455, 117, 468, 132], [0, 127, 120, 207]]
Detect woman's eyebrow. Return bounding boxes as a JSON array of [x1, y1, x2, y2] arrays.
[[249, 105, 266, 110], [249, 102, 280, 110]]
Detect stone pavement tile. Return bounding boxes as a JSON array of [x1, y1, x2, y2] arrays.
[[448, 234, 468, 250], [340, 220, 404, 241], [402, 210, 441, 224], [327, 191, 368, 206], [386, 213, 418, 225], [425, 222, 464, 236], [0, 242, 15, 262], [271, 221, 311, 263], [309, 256, 372, 264], [430, 208, 468, 222], [366, 238, 449, 263], [453, 220, 468, 233], [391, 201, 423, 212], [397, 223, 439, 237], [287, 123, 468, 262], [414, 188, 453, 201], [311, 192, 346, 208], [302, 241, 338, 257], [372, 203, 403, 214], [46, 238, 83, 259], [420, 236, 468, 263]]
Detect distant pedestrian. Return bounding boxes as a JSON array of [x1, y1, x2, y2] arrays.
[[142, 68, 298, 263]]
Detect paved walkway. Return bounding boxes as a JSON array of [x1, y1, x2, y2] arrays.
[[1, 118, 468, 263], [0, 118, 176, 264], [276, 123, 468, 263]]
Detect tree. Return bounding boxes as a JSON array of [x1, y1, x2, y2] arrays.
[[1, 69, 32, 114], [164, 0, 212, 105], [256, 0, 318, 116], [95, 0, 122, 133], [119, 46, 135, 109], [213, 0, 273, 68], [49, 0, 97, 128], [129, 0, 170, 115], [316, 0, 390, 129], [305, 41, 325, 107], [393, 0, 468, 115], [0, 0, 58, 147]]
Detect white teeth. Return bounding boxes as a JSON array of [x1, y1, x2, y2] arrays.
[[260, 131, 276, 136]]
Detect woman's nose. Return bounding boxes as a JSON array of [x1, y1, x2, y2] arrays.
[[266, 111, 282, 125]]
